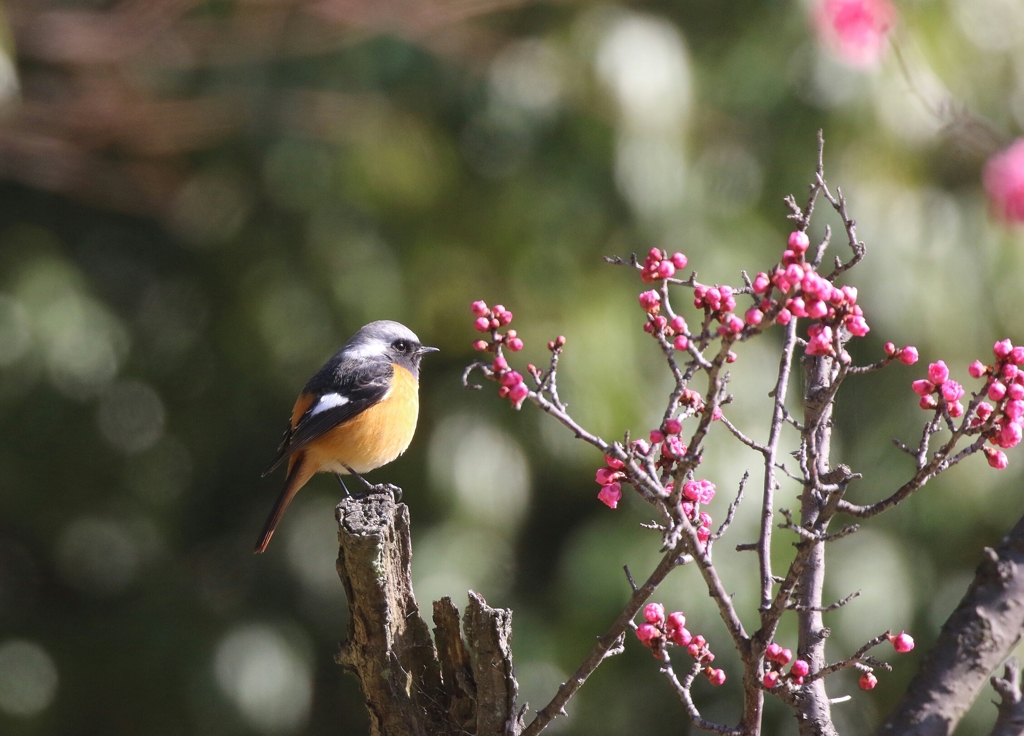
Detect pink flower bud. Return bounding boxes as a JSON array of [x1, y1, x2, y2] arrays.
[[911, 380, 934, 397], [949, 401, 965, 418], [791, 660, 810, 677], [969, 360, 987, 378], [890, 632, 915, 653], [989, 381, 1007, 402], [671, 252, 688, 269], [778, 648, 793, 665], [687, 642, 702, 658], [598, 483, 623, 508], [898, 346, 919, 365], [1012, 346, 1024, 366], [1004, 364, 1019, 381], [766, 643, 783, 662], [1002, 381, 1022, 399], [507, 337, 524, 351], [697, 526, 710, 543], [632, 439, 651, 455], [997, 422, 1022, 449], [493, 355, 508, 372], [658, 419, 679, 437], [788, 297, 808, 318], [639, 290, 661, 313], [498, 309, 513, 326], [844, 315, 869, 337], [1005, 400, 1024, 422], [788, 230, 810, 254], [669, 316, 687, 334], [473, 340, 489, 351], [884, 342, 896, 356], [775, 308, 792, 325], [604, 455, 625, 470], [471, 300, 489, 316], [501, 371, 523, 387], [941, 380, 964, 403], [985, 446, 1009, 470], [497, 386, 510, 398], [995, 339, 1014, 359], [657, 260, 676, 279], [693, 635, 706, 649], [595, 467, 618, 485], [859, 672, 878, 691], [644, 603, 666, 625], [977, 402, 994, 421], [763, 671, 780, 688], [723, 314, 744, 334], [753, 272, 771, 294], [745, 307, 764, 326], [984, 141, 1024, 224], [708, 669, 726, 686], [919, 395, 938, 410], [635, 623, 660, 645], [928, 361, 950, 384], [670, 626, 692, 647], [509, 382, 529, 408], [650, 429, 664, 444], [474, 317, 491, 332], [674, 335, 689, 351], [667, 612, 686, 631]]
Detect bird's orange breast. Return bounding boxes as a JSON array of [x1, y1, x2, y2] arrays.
[[303, 364, 420, 475]]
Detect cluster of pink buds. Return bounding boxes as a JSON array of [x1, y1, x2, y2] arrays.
[[679, 499, 714, 545], [635, 604, 726, 685], [966, 340, 1024, 470], [750, 231, 869, 356], [637, 301, 691, 351], [492, 355, 530, 409], [911, 361, 965, 417], [471, 301, 523, 352], [762, 642, 808, 688], [596, 455, 626, 509], [883, 342, 919, 365], [640, 248, 688, 283], [692, 284, 745, 338]]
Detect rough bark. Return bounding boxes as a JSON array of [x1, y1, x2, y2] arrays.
[[335, 493, 522, 736], [878, 512, 1024, 736]]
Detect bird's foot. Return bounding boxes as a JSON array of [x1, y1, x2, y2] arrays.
[[340, 466, 403, 502]]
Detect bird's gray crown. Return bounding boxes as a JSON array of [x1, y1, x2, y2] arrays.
[[342, 320, 421, 360]]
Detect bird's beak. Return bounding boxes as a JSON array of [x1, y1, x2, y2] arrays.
[[418, 346, 440, 355]]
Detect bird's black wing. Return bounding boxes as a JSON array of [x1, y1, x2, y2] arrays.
[[262, 362, 393, 475]]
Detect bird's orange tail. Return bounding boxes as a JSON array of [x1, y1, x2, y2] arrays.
[[254, 455, 315, 554]]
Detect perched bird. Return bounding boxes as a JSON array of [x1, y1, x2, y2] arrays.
[[255, 320, 437, 553]]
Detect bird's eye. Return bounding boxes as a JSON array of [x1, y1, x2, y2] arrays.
[[393, 339, 410, 352]]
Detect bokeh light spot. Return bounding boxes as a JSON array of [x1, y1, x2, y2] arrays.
[[214, 625, 312, 732], [0, 294, 32, 367], [96, 379, 166, 454], [55, 516, 142, 596], [0, 640, 58, 717]]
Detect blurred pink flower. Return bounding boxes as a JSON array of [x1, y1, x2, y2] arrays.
[[814, 0, 896, 67], [984, 139, 1024, 224]]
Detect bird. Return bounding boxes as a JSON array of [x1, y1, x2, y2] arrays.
[[254, 320, 438, 553]]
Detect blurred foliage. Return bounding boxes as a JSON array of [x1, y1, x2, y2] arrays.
[[0, 0, 1024, 735]]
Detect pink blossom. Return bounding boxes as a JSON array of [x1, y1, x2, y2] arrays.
[[639, 290, 661, 313], [604, 455, 625, 470], [789, 230, 810, 254], [845, 315, 870, 336], [890, 632, 915, 653], [989, 381, 1007, 402], [984, 139, 1024, 224], [1006, 400, 1024, 421], [644, 602, 666, 625], [632, 439, 651, 455], [941, 380, 964, 403], [595, 467, 619, 485], [791, 660, 810, 677], [507, 337, 524, 351], [1013, 346, 1024, 366], [1004, 364, 1019, 381], [501, 371, 523, 388], [899, 346, 919, 365], [815, 0, 896, 67], [661, 436, 686, 458], [766, 642, 783, 662], [472, 340, 488, 351], [669, 316, 687, 334], [949, 401, 965, 418], [635, 623, 660, 645], [776, 308, 792, 325], [977, 403, 994, 421], [884, 342, 896, 356], [650, 429, 664, 444], [995, 339, 1014, 360], [806, 326, 834, 356], [753, 272, 771, 294], [708, 669, 726, 686], [969, 360, 987, 378], [665, 418, 682, 435], [509, 382, 529, 408], [807, 299, 829, 320], [669, 626, 692, 647], [859, 672, 878, 690], [494, 306, 513, 325], [763, 671, 780, 689], [985, 447, 1009, 470], [672, 252, 688, 269], [674, 335, 689, 351], [745, 307, 764, 326], [493, 355, 508, 372], [919, 395, 938, 410], [928, 361, 950, 385], [474, 317, 491, 332], [720, 314, 744, 335], [789, 297, 808, 318], [598, 483, 623, 508], [696, 526, 710, 543], [471, 300, 489, 316], [667, 612, 686, 631], [997, 422, 1022, 449]]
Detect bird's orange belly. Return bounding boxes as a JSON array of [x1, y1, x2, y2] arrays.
[[305, 365, 420, 475]]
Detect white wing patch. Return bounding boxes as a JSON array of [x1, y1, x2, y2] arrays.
[[310, 392, 350, 416]]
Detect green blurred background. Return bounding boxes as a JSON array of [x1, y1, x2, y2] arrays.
[[0, 1, 1023, 734]]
